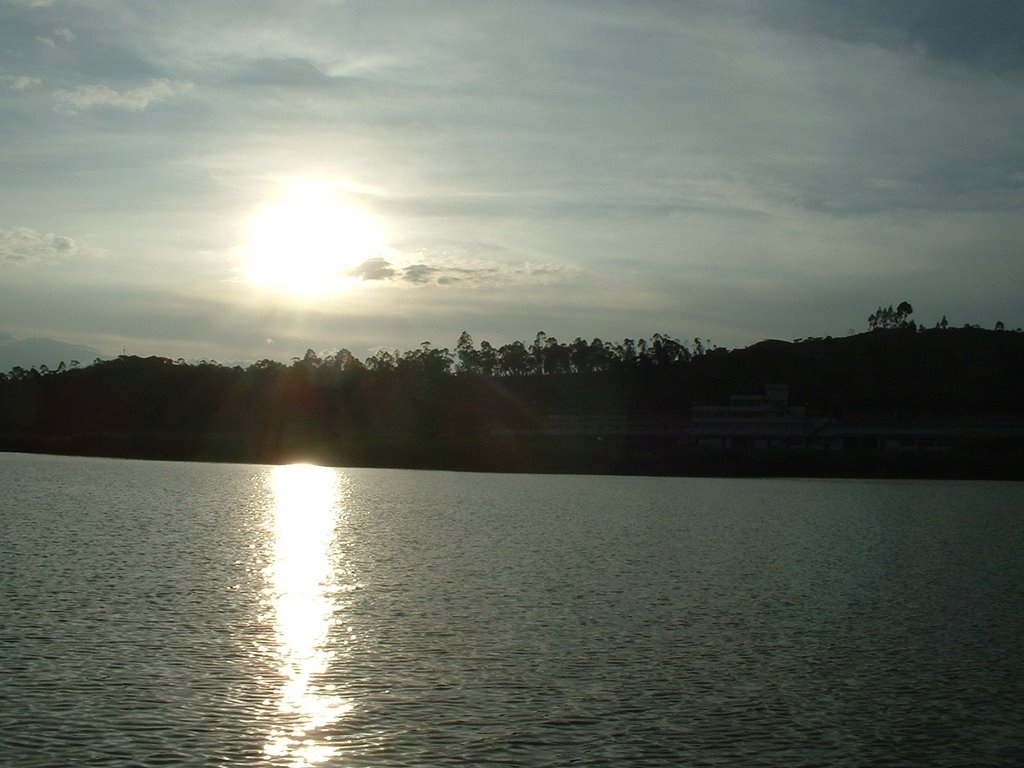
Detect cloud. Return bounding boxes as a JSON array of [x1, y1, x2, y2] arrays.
[[35, 27, 73, 49], [401, 264, 438, 285], [53, 78, 193, 114], [0, 227, 80, 265], [350, 256, 475, 285], [348, 251, 574, 288], [761, 0, 1024, 73], [350, 257, 396, 281], [0, 74, 41, 90]]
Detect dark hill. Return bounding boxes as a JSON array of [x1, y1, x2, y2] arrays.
[[696, 327, 1024, 417], [2, 328, 1022, 477]]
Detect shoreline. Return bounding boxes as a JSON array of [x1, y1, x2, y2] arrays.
[[4, 435, 1020, 481]]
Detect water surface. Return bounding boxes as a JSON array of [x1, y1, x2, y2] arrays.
[[1, 453, 1022, 765]]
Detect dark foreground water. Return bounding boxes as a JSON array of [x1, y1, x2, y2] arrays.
[[1, 452, 1022, 766]]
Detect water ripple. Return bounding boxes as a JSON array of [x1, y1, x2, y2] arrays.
[[2, 457, 1023, 765]]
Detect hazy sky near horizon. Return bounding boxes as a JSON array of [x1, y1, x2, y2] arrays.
[[2, 0, 1022, 363]]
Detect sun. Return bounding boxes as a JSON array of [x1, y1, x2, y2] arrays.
[[243, 179, 385, 296]]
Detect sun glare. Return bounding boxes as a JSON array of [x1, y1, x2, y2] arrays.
[[263, 463, 353, 765], [244, 180, 385, 296]]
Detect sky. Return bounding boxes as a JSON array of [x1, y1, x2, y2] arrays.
[[2, 0, 1022, 366]]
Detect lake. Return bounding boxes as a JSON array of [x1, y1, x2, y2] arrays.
[[1, 452, 1022, 766]]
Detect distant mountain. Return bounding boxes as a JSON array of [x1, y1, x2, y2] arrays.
[[0, 334, 105, 373]]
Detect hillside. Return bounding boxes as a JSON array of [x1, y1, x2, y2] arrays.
[[1, 327, 1022, 478]]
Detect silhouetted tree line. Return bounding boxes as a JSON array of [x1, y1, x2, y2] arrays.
[[0, 331, 702, 456], [343, 330, 712, 379], [868, 301, 916, 330], [1, 317, 1022, 474], [866, 301, 1017, 334]]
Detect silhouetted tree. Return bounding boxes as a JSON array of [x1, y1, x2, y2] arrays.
[[568, 337, 592, 373], [619, 338, 638, 366], [478, 340, 498, 377], [323, 348, 363, 375], [456, 331, 480, 375], [541, 335, 570, 375], [650, 333, 690, 367], [365, 350, 397, 372], [398, 342, 453, 378], [869, 301, 914, 330], [530, 332, 548, 375], [498, 341, 531, 376]]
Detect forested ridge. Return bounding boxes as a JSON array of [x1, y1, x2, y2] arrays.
[[2, 321, 1023, 477]]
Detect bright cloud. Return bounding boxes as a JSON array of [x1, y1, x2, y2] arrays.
[[35, 27, 73, 49], [1, 74, 41, 90], [348, 252, 576, 288], [0, 227, 80, 265], [53, 78, 193, 114]]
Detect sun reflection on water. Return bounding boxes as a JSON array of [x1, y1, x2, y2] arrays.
[[262, 463, 352, 766]]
